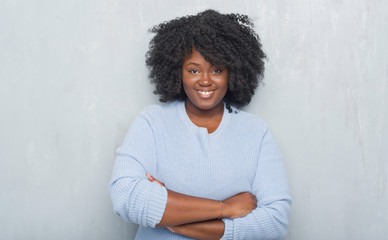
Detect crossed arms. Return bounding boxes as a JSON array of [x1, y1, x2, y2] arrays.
[[109, 115, 291, 240], [147, 173, 257, 239]]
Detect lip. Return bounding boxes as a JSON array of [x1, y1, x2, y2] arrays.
[[196, 89, 215, 98]]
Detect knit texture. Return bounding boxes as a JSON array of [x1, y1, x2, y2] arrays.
[[109, 100, 291, 239]]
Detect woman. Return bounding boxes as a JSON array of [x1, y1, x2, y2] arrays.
[[109, 9, 291, 240]]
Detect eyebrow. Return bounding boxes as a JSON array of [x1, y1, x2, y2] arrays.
[[184, 62, 200, 67]]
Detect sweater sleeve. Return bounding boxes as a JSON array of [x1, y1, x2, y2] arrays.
[[221, 126, 291, 240], [108, 113, 168, 228]]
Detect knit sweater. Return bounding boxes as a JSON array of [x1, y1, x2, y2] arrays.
[[109, 100, 291, 240]]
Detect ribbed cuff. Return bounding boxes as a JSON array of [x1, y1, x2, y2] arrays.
[[220, 218, 234, 240], [144, 182, 168, 227]]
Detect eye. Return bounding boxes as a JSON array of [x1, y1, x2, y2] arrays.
[[188, 69, 199, 74], [212, 69, 223, 74]]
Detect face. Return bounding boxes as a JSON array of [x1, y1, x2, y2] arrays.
[[182, 49, 228, 112]]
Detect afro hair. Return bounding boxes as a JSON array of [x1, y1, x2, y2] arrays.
[[145, 9, 266, 112]]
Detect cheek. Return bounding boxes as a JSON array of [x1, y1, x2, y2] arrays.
[[182, 79, 190, 90], [182, 81, 194, 98], [182, 75, 196, 91], [218, 72, 228, 87], [219, 77, 229, 90]]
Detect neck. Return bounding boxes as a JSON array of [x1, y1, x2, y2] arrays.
[[184, 100, 224, 120], [184, 100, 225, 133]]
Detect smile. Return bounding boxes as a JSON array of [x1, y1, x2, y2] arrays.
[[196, 90, 215, 98]]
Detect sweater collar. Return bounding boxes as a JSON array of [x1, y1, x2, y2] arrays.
[[177, 100, 231, 137]]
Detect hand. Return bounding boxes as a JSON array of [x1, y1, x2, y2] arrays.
[[222, 192, 257, 219], [146, 173, 165, 187]]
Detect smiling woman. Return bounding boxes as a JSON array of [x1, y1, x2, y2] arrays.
[[109, 9, 291, 240], [182, 49, 229, 133]]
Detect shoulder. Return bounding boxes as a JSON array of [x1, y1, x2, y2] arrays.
[[228, 106, 268, 134], [134, 100, 181, 126], [137, 103, 163, 119], [138, 100, 180, 115]]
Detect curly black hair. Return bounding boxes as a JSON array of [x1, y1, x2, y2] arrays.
[[145, 9, 266, 113]]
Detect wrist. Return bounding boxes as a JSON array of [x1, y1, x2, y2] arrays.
[[220, 201, 231, 219], [217, 200, 224, 219]]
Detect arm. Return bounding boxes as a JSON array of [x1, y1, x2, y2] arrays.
[[108, 114, 167, 227], [157, 189, 223, 227], [146, 174, 257, 227], [147, 175, 257, 240], [168, 219, 225, 240], [221, 127, 291, 240]]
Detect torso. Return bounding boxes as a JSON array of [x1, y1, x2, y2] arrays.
[[134, 101, 269, 239]]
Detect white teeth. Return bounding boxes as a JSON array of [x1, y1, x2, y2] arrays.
[[198, 91, 213, 95]]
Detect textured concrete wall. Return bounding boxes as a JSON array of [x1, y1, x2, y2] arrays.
[[0, 0, 387, 239]]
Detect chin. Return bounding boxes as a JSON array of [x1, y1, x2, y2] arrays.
[[192, 100, 223, 111]]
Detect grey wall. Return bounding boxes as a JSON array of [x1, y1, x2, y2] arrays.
[[0, 0, 387, 239]]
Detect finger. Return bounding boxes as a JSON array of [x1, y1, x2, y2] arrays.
[[146, 174, 165, 186], [146, 173, 154, 181], [155, 180, 165, 186]]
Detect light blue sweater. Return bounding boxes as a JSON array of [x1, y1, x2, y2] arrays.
[[109, 100, 291, 240]]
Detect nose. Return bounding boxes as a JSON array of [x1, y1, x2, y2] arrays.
[[198, 73, 212, 87]]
